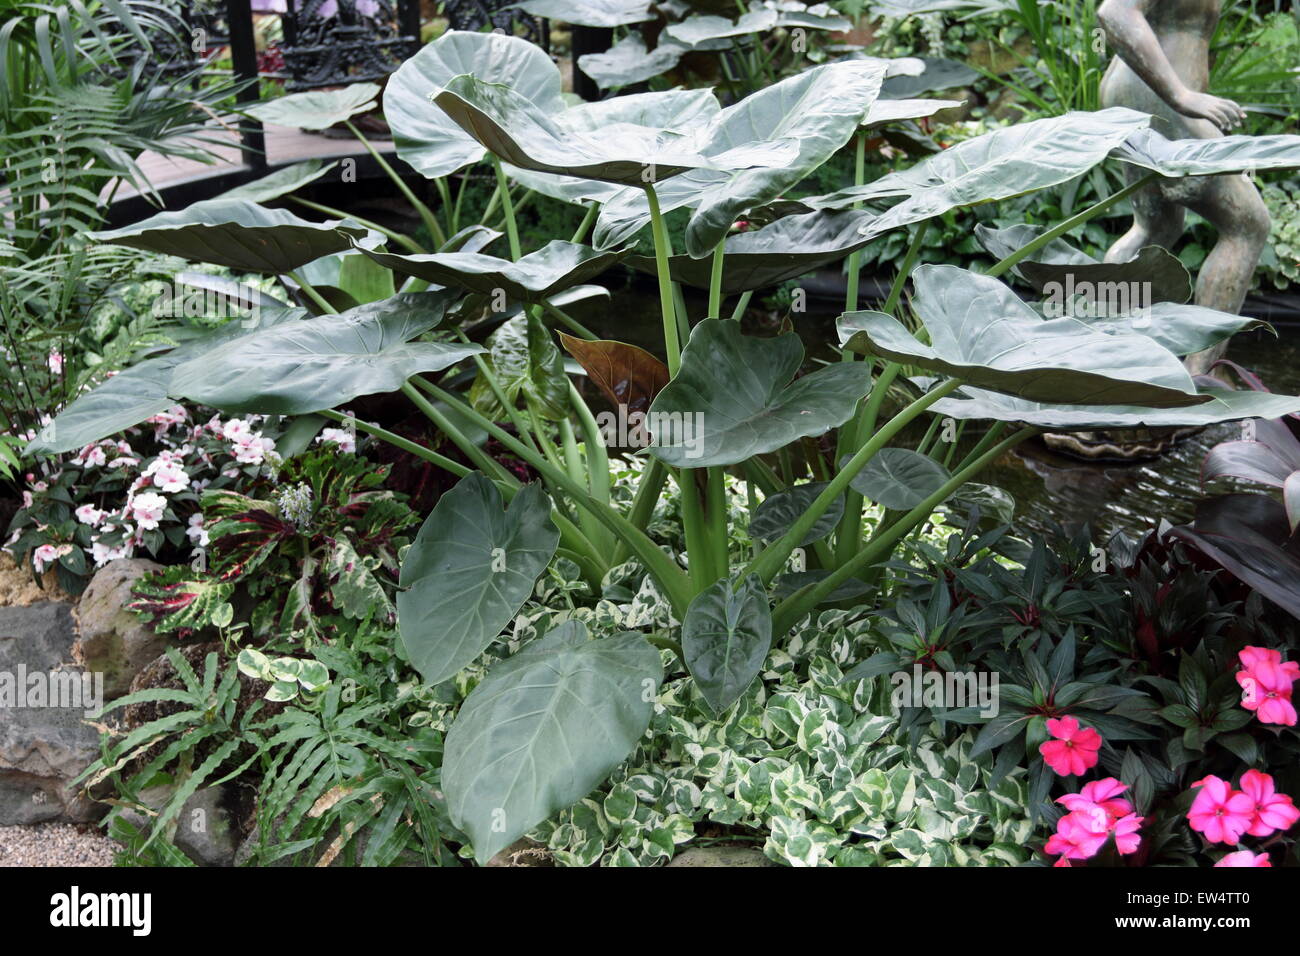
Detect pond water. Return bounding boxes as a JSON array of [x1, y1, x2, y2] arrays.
[[581, 279, 1300, 544]]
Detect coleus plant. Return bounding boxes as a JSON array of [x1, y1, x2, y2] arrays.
[[30, 29, 1300, 863]]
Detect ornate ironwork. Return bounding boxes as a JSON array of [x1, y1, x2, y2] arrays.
[[279, 0, 421, 90], [441, 0, 549, 51]]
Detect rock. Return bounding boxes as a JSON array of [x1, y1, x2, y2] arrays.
[[73, 558, 166, 700], [0, 553, 70, 608], [666, 846, 778, 867], [484, 837, 553, 867], [0, 602, 104, 824], [118, 784, 239, 867]]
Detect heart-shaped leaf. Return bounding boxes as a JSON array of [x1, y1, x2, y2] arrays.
[[433, 73, 779, 186], [928, 385, 1300, 430], [862, 96, 964, 128], [682, 573, 772, 712], [627, 208, 874, 293], [804, 108, 1152, 241], [749, 482, 844, 545], [171, 291, 480, 414], [577, 34, 686, 91], [974, 223, 1193, 305], [245, 83, 380, 130], [846, 447, 951, 510], [355, 239, 625, 303], [385, 30, 565, 180], [558, 333, 671, 415], [89, 199, 374, 274], [649, 318, 873, 466], [838, 264, 1205, 407], [1114, 128, 1300, 177], [1079, 304, 1267, 358], [762, 1, 852, 31], [504, 89, 720, 205], [26, 307, 306, 455], [594, 60, 887, 255], [216, 159, 339, 203], [397, 473, 560, 686], [878, 54, 978, 98], [442, 620, 661, 862], [514, 0, 656, 26], [664, 9, 779, 47]]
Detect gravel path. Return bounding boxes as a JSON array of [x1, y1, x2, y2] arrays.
[[0, 823, 120, 867]]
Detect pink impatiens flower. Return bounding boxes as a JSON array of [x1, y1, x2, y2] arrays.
[[1237, 769, 1300, 838], [127, 491, 168, 531], [1215, 850, 1272, 867], [1039, 715, 1103, 776], [1236, 646, 1299, 726], [1047, 778, 1143, 865], [1187, 775, 1256, 845]]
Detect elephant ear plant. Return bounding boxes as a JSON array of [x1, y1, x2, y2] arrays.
[[33, 30, 1300, 863]]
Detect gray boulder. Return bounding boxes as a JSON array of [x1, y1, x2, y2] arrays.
[[666, 846, 778, 867], [0, 602, 105, 824], [73, 558, 167, 700]]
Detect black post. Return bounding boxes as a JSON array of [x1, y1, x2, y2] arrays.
[[570, 26, 612, 101], [227, 0, 266, 170]]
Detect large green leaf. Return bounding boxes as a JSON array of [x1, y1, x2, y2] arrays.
[[594, 60, 888, 255], [469, 312, 569, 421], [385, 30, 565, 180], [397, 474, 560, 687], [442, 620, 661, 863], [649, 318, 873, 466], [26, 307, 306, 455], [170, 291, 480, 414], [847, 448, 951, 510], [974, 224, 1192, 304], [682, 573, 772, 712], [803, 108, 1152, 240], [664, 9, 779, 47], [863, 96, 964, 128], [216, 160, 338, 203], [503, 89, 721, 204], [577, 34, 686, 91], [89, 199, 374, 274], [1081, 304, 1267, 358], [837, 265, 1206, 408], [749, 482, 844, 545], [245, 83, 380, 131], [433, 74, 789, 186], [289, 250, 397, 313], [627, 208, 874, 293], [515, 0, 655, 26], [762, 1, 853, 31], [929, 385, 1300, 430], [355, 239, 625, 302], [877, 55, 978, 98], [1113, 128, 1300, 176]]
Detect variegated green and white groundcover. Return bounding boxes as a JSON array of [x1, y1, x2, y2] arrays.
[[419, 466, 1036, 867]]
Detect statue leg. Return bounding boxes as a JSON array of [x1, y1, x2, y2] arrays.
[[1177, 173, 1271, 374], [1104, 168, 1185, 264]]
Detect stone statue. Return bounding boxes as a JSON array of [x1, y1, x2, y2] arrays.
[[1097, 0, 1270, 374]]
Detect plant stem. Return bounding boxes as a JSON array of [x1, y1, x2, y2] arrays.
[[540, 299, 598, 340], [772, 427, 1037, 633], [345, 120, 446, 249], [288, 196, 426, 254], [289, 273, 338, 315], [882, 219, 930, 315], [708, 239, 726, 319], [730, 290, 753, 322], [748, 379, 962, 584], [319, 410, 467, 476], [414, 378, 694, 613], [843, 133, 867, 315], [643, 183, 682, 376], [986, 172, 1157, 278], [491, 154, 522, 261], [399, 382, 516, 487], [570, 202, 600, 244]]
